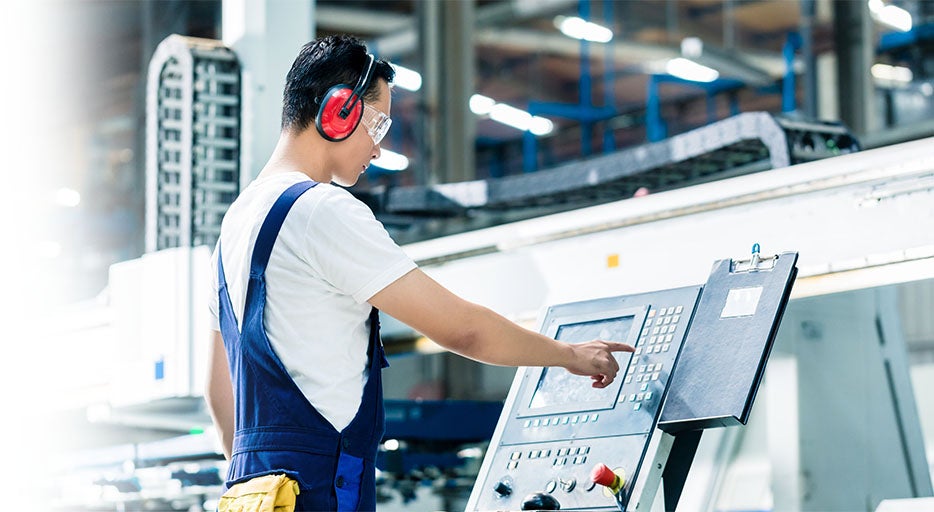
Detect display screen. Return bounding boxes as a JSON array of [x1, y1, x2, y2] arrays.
[[528, 316, 634, 409]]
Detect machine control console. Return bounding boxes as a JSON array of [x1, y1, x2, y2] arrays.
[[467, 251, 798, 511], [469, 287, 701, 511]]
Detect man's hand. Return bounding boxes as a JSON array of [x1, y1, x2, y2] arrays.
[[563, 340, 635, 388]]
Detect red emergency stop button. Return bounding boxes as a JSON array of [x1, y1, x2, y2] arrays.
[[590, 463, 625, 495]]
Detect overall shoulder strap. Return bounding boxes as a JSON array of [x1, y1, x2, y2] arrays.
[[249, 180, 318, 278]]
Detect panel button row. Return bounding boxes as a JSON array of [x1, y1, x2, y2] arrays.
[[635, 344, 670, 355], [557, 446, 590, 457], [523, 414, 599, 428], [625, 372, 660, 384], [554, 455, 588, 466], [626, 391, 654, 402]]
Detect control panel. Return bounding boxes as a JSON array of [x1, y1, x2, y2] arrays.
[[467, 250, 797, 511]]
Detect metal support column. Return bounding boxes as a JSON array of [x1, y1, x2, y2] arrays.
[[418, 0, 475, 185], [222, 0, 314, 183], [800, 0, 818, 118], [833, 0, 877, 135]]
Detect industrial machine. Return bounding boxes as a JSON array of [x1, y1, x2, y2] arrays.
[[467, 248, 797, 511]]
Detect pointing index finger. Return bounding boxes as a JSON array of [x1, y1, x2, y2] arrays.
[[605, 341, 636, 352]]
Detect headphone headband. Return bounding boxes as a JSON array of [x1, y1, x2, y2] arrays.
[[339, 53, 376, 119]]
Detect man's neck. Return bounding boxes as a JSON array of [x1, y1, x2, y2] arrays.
[[259, 130, 332, 183]]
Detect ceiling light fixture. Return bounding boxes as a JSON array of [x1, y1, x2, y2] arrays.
[[469, 94, 496, 115], [471, 94, 554, 135], [868, 0, 913, 32], [489, 103, 554, 135], [390, 63, 422, 91], [871, 63, 913, 83], [371, 148, 410, 171], [554, 15, 613, 43], [665, 58, 720, 83]]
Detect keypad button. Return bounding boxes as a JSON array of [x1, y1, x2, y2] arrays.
[[634, 347, 642, 355], [639, 365, 646, 372], [630, 395, 636, 402], [618, 394, 627, 402], [560, 457, 568, 465], [591, 415, 598, 423], [672, 315, 680, 323], [624, 376, 632, 384], [580, 414, 589, 423], [663, 317, 671, 325], [508, 461, 519, 469], [662, 344, 670, 352], [645, 391, 653, 400], [562, 416, 569, 425], [644, 319, 653, 327], [579, 446, 590, 455], [511, 451, 521, 460], [634, 403, 642, 411], [543, 449, 551, 457], [676, 305, 683, 314], [524, 420, 531, 428], [665, 334, 673, 343], [640, 383, 648, 391], [558, 448, 568, 456], [571, 416, 579, 424], [627, 366, 635, 374], [542, 418, 550, 427], [533, 419, 540, 427], [648, 310, 656, 318], [531, 450, 539, 458], [546, 479, 557, 492], [652, 372, 660, 380], [653, 327, 660, 334], [669, 325, 677, 334]]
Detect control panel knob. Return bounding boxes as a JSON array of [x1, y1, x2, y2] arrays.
[[559, 477, 576, 493], [520, 492, 561, 510], [493, 479, 512, 497], [590, 463, 626, 495]]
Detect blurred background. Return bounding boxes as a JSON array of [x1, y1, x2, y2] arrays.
[[1, 1, 933, 511]]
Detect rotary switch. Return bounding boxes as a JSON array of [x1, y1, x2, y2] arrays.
[[493, 479, 513, 497]]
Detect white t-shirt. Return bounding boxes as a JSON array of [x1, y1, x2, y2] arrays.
[[209, 172, 417, 431]]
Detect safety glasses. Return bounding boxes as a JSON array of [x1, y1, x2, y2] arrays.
[[361, 104, 392, 145]]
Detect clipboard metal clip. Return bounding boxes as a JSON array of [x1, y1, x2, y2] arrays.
[[732, 243, 778, 273]]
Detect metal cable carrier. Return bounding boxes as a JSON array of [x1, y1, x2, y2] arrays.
[[146, 35, 241, 251], [378, 113, 858, 217]]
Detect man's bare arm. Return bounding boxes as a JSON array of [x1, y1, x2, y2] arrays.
[[369, 269, 633, 387], [205, 330, 234, 458]]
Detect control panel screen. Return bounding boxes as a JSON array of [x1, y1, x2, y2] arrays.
[[528, 316, 635, 409]]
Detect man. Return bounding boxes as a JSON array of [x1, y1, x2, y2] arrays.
[[205, 35, 633, 511]]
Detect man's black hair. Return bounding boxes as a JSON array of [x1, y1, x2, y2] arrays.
[[282, 34, 395, 132]]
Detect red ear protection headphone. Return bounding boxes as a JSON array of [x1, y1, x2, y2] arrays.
[[315, 53, 376, 142]]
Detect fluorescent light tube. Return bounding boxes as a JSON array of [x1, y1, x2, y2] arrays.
[[666, 58, 720, 83], [390, 63, 422, 91], [372, 148, 409, 171], [555, 15, 613, 43]]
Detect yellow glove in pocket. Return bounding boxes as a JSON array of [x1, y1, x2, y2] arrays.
[[218, 473, 300, 512]]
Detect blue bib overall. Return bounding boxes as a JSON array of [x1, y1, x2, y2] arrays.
[[216, 180, 388, 511]]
